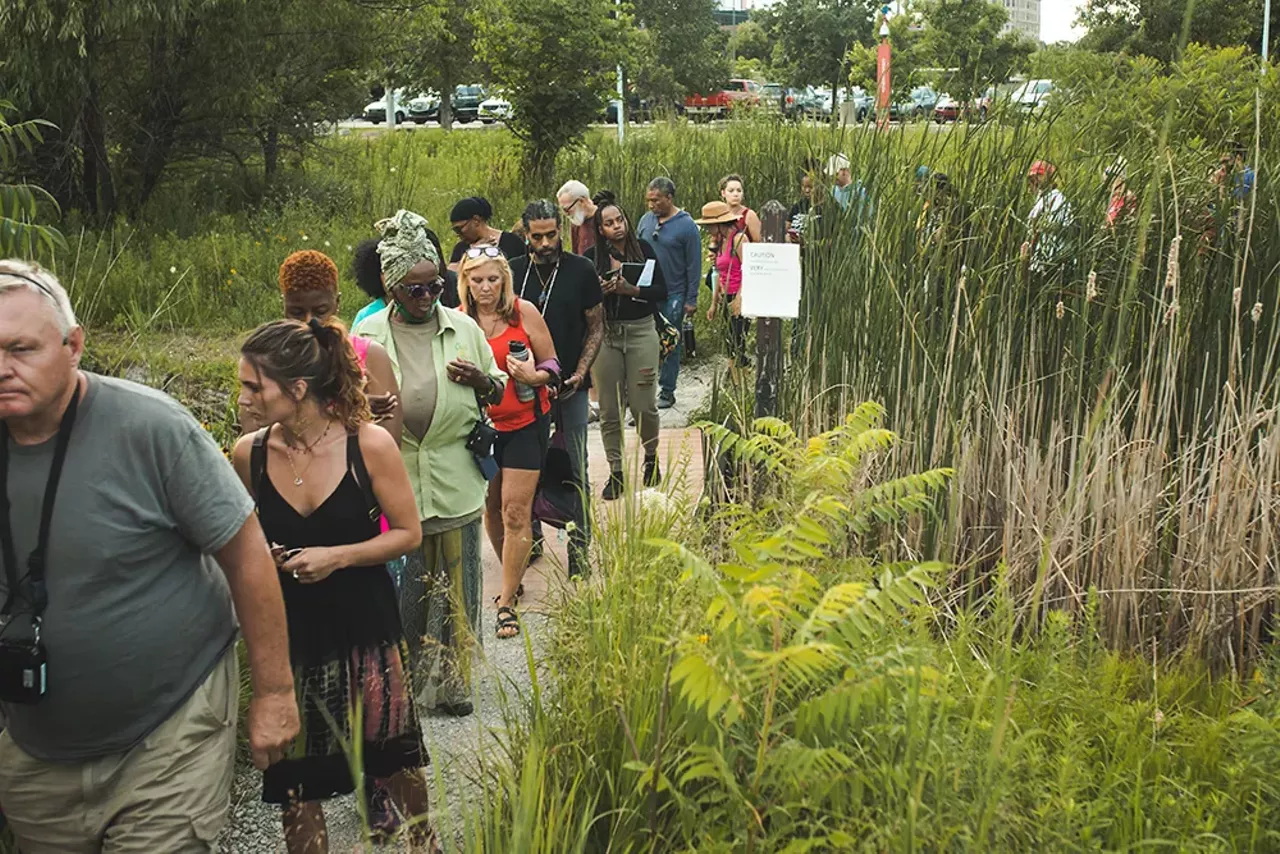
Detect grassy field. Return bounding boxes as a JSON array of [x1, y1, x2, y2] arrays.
[[26, 92, 1280, 849]]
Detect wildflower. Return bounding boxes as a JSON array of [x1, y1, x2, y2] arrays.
[[230, 268, 237, 275], [696, 633, 710, 645], [1055, 300, 1065, 320], [255, 241, 262, 247], [225, 279, 232, 285], [1252, 302, 1263, 324], [324, 240, 331, 247], [346, 245, 354, 252], [390, 166, 397, 173], [1086, 270, 1098, 301], [301, 234, 309, 242], [169, 266, 177, 275]]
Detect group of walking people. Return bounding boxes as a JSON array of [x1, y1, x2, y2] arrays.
[[0, 167, 775, 853]]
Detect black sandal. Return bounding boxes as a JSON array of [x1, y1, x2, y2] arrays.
[[492, 584, 524, 607], [496, 605, 520, 639]]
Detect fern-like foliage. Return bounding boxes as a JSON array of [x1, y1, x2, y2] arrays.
[[642, 402, 954, 846]]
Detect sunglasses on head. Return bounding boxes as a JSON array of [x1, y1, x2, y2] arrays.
[[398, 277, 445, 300], [465, 245, 504, 259]]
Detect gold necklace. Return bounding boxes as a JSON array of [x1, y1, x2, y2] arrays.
[[282, 421, 332, 486]]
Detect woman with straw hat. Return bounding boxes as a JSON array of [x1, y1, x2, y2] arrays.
[[697, 201, 750, 368]]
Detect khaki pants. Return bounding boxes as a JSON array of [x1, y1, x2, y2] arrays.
[[0, 648, 238, 853], [591, 316, 661, 470]]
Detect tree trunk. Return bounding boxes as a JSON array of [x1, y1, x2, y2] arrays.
[[830, 72, 839, 126], [80, 3, 116, 221], [262, 127, 279, 181], [440, 72, 454, 130]]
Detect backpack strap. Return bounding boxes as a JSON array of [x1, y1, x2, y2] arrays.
[[249, 426, 270, 508], [346, 430, 382, 524]]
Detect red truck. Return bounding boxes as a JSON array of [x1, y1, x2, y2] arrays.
[[684, 79, 762, 120]]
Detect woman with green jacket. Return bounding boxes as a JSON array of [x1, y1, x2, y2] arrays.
[[353, 209, 506, 718]]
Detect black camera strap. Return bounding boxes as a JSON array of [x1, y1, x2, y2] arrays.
[[0, 382, 81, 618]]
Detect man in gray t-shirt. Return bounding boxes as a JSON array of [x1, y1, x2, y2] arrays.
[[0, 261, 299, 852]]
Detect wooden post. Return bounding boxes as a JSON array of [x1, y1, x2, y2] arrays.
[[755, 200, 787, 419]]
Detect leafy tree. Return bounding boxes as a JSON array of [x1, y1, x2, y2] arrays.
[[920, 0, 1033, 101], [847, 17, 924, 105], [475, 0, 621, 179], [0, 100, 63, 258], [393, 0, 481, 130], [730, 20, 773, 63], [764, 0, 879, 114], [1077, 0, 1266, 64], [629, 0, 729, 106], [0, 0, 379, 218]]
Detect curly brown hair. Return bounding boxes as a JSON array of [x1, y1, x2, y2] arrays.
[[279, 250, 339, 295], [240, 318, 370, 432]]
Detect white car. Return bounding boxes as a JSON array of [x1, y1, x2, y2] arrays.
[[1010, 79, 1054, 114], [479, 95, 512, 124], [363, 89, 433, 125]]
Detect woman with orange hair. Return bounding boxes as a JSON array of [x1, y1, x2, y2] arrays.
[[241, 250, 402, 444]]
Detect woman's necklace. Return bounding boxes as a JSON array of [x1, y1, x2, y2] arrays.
[[282, 421, 333, 486]]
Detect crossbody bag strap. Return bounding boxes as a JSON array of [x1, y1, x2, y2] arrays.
[[346, 431, 381, 524], [0, 384, 81, 617], [249, 426, 270, 508]]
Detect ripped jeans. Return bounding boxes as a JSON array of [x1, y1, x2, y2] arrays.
[[591, 316, 661, 471]]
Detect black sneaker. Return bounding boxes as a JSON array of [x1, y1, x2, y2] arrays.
[[602, 470, 625, 501], [438, 700, 474, 717], [657, 392, 676, 410], [643, 456, 661, 487]]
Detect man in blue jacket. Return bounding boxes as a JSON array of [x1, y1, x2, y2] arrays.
[[638, 177, 702, 409]]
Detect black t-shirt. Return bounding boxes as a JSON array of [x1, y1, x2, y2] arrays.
[[508, 252, 603, 385], [584, 240, 668, 322], [449, 230, 527, 265]]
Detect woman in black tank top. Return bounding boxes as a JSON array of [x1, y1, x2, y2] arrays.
[[232, 318, 441, 853]]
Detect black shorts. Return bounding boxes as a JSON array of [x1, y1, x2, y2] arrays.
[[494, 418, 549, 471]]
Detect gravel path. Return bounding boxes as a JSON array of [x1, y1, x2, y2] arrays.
[[219, 610, 549, 853], [217, 358, 716, 852]]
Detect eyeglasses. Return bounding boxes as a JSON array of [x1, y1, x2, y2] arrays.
[[560, 198, 579, 215], [465, 245, 504, 259], [397, 278, 445, 300]]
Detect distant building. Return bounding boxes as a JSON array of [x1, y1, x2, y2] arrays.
[[1001, 0, 1040, 41]]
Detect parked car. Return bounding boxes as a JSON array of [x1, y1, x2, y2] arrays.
[[783, 86, 829, 121], [405, 92, 439, 124], [935, 87, 995, 123], [364, 89, 412, 124], [1010, 79, 1054, 114], [761, 82, 786, 113], [418, 84, 487, 124], [479, 94, 512, 124], [604, 93, 660, 124], [684, 79, 761, 120]]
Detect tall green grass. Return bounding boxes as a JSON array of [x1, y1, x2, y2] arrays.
[[465, 414, 1280, 851]]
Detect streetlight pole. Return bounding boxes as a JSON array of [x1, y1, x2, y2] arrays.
[[1264, 0, 1272, 73], [615, 0, 625, 143]]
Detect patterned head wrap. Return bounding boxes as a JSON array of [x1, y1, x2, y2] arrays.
[[375, 209, 440, 287]]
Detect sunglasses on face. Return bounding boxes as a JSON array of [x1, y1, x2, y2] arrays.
[[397, 278, 445, 300], [465, 245, 503, 259]]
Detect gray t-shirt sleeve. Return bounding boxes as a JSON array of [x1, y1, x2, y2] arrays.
[[164, 428, 255, 554]]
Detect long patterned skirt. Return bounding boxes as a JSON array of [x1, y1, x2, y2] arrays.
[[400, 518, 484, 709]]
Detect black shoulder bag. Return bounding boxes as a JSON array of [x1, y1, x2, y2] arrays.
[[0, 387, 81, 704]]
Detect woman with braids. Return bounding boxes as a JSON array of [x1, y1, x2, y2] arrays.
[[458, 245, 558, 639], [583, 190, 667, 499], [241, 249, 402, 444], [352, 210, 506, 712], [232, 318, 439, 853]]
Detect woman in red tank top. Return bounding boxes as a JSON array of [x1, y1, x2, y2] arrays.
[[459, 246, 559, 639]]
